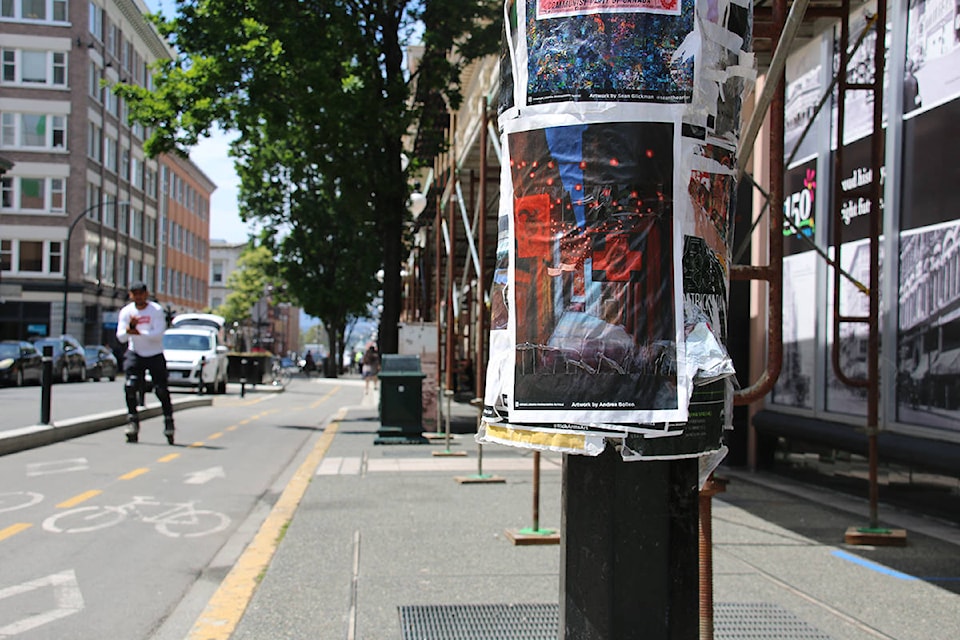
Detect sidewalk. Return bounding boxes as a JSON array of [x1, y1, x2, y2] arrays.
[[215, 393, 960, 640]]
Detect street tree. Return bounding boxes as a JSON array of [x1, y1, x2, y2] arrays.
[[116, 0, 500, 355]]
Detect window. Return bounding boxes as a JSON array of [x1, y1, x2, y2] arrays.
[[87, 122, 101, 161], [104, 135, 117, 172], [0, 239, 10, 270], [0, 49, 68, 87], [101, 248, 114, 284], [145, 215, 156, 245], [131, 208, 143, 240], [103, 199, 115, 228], [107, 23, 117, 57], [1, 0, 66, 21], [0, 113, 67, 150], [0, 176, 66, 212], [0, 238, 64, 275], [88, 1, 103, 41], [105, 86, 118, 116], [212, 260, 224, 283], [48, 240, 61, 273], [130, 156, 143, 189], [82, 242, 98, 280], [88, 61, 100, 99], [86, 183, 101, 220]]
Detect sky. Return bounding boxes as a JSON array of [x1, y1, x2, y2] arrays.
[[144, 0, 251, 244]]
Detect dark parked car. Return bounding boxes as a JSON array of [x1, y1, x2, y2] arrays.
[[31, 335, 87, 383], [0, 340, 43, 386], [84, 345, 119, 382]]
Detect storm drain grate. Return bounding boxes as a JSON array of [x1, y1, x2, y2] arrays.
[[715, 602, 834, 639], [399, 603, 558, 640], [398, 602, 832, 639]]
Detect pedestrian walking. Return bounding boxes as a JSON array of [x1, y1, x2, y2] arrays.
[[116, 281, 175, 444], [362, 344, 381, 393]]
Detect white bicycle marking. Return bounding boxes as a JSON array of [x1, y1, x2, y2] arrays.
[[0, 491, 43, 514], [26, 458, 89, 476], [42, 496, 231, 538]]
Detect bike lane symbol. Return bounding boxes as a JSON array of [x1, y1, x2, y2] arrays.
[[0, 570, 84, 636], [42, 496, 231, 538], [0, 492, 43, 514]]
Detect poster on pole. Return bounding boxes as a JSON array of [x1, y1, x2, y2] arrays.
[[482, 0, 753, 457]]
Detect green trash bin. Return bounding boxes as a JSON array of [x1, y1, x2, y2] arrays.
[[375, 354, 428, 444]]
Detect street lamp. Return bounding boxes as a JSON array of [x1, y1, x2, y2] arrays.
[[61, 200, 127, 335]]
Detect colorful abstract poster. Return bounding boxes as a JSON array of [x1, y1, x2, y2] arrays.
[[536, 0, 681, 20], [519, 0, 694, 105], [502, 119, 687, 425]]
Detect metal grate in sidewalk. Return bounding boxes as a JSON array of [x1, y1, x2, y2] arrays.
[[399, 603, 558, 640], [715, 602, 833, 639], [398, 602, 833, 639]]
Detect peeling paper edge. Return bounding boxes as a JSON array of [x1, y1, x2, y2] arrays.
[[478, 422, 608, 456]]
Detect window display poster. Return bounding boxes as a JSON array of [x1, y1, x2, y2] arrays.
[[784, 38, 823, 163], [905, 0, 960, 115], [896, 221, 960, 433], [772, 159, 818, 409]]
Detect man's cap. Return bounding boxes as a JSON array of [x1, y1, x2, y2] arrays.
[[129, 280, 148, 292]]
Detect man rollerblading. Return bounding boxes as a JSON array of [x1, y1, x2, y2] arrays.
[[117, 281, 176, 444], [126, 416, 140, 443]]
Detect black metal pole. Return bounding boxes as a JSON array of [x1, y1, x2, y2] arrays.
[[560, 448, 699, 639], [62, 201, 126, 335], [40, 346, 53, 425]]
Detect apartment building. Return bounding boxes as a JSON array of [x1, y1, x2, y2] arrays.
[[0, 0, 213, 348]]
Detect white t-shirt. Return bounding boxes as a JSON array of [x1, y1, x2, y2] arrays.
[[116, 300, 167, 357]]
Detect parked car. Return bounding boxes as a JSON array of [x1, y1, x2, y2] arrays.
[[31, 335, 87, 383], [162, 326, 229, 394], [84, 345, 119, 382], [0, 340, 44, 386]]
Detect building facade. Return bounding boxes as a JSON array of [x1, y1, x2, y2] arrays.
[[408, 0, 960, 479], [154, 153, 214, 317], [0, 0, 213, 351]]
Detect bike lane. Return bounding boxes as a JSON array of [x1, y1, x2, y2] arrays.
[[0, 377, 360, 640]]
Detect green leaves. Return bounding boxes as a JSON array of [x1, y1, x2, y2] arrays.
[[122, 0, 501, 353]]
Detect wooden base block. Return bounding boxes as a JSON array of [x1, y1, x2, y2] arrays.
[[432, 450, 468, 457], [844, 526, 908, 546], [455, 474, 506, 484], [505, 528, 561, 546]]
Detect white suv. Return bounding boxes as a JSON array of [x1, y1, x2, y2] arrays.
[[162, 326, 229, 394]]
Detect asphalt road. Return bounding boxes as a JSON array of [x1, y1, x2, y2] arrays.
[[3, 378, 229, 433], [0, 377, 360, 640]]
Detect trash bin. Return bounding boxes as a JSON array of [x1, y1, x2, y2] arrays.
[[375, 354, 428, 444]]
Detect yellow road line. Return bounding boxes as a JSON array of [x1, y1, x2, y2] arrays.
[[309, 386, 341, 409], [225, 425, 237, 431], [119, 468, 149, 480], [187, 407, 346, 640], [57, 490, 102, 509], [158, 453, 180, 463], [189, 442, 204, 448], [208, 432, 223, 440], [0, 523, 32, 542]]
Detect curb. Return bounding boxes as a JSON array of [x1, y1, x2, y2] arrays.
[[0, 396, 214, 456]]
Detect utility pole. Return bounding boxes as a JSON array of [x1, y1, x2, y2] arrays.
[[482, 3, 753, 638]]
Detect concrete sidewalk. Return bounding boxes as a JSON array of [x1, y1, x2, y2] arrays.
[[213, 396, 960, 640]]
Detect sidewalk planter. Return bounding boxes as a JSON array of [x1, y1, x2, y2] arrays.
[[375, 354, 428, 444]]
